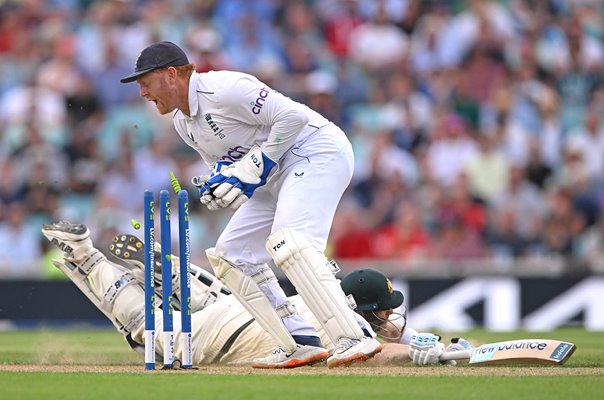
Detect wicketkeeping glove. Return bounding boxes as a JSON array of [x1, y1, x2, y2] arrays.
[[205, 146, 277, 210], [191, 161, 231, 211]]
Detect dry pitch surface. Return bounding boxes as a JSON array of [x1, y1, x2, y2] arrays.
[[2, 364, 602, 377]]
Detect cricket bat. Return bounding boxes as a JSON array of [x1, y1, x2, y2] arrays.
[[439, 339, 576, 365]]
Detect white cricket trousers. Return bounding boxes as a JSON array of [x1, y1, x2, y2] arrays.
[[213, 123, 354, 337]]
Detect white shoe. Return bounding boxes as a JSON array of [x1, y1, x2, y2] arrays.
[[326, 337, 383, 368], [42, 221, 93, 262], [252, 345, 329, 369]]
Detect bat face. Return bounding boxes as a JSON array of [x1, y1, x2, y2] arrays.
[[468, 339, 576, 365]]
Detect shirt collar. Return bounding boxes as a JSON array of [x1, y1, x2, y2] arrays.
[[187, 71, 200, 117], [174, 71, 200, 120]]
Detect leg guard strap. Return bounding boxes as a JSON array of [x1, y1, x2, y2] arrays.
[[101, 272, 138, 312], [78, 249, 106, 275]]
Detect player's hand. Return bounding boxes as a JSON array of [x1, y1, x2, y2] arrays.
[[206, 147, 277, 210], [191, 161, 231, 210], [409, 333, 455, 366]]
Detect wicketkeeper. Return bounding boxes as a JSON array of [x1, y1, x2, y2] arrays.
[[119, 41, 382, 367]]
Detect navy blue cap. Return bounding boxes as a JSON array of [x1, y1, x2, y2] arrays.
[[120, 41, 189, 83]]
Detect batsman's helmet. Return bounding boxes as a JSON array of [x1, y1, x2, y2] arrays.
[[341, 268, 404, 311]]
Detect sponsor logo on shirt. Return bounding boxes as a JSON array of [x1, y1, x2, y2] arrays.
[[251, 87, 270, 114], [204, 114, 225, 139], [220, 146, 249, 162]]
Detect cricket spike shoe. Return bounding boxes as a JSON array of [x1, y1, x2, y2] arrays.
[[326, 336, 383, 368], [251, 344, 329, 369], [42, 222, 94, 263], [109, 234, 182, 308]]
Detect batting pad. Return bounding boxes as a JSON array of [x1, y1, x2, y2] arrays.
[[267, 228, 364, 343], [206, 249, 297, 352], [52, 258, 145, 336]]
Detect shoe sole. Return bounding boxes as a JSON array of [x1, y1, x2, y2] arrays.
[[109, 234, 148, 268], [42, 224, 89, 243], [326, 344, 383, 368], [251, 350, 329, 369]]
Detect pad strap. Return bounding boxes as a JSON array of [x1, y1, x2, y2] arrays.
[[101, 273, 138, 312], [276, 302, 298, 319], [79, 249, 106, 275], [122, 308, 145, 334]]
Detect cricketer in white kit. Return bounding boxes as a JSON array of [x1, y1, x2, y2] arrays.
[[120, 41, 382, 368]]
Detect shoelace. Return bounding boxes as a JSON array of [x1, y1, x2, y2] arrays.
[[335, 338, 359, 354]]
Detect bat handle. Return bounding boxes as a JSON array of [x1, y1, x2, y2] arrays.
[[439, 349, 472, 361]]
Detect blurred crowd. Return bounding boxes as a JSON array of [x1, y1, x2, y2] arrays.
[[1, 0, 604, 278]]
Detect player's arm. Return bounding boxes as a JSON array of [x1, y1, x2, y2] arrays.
[[365, 343, 411, 366], [202, 76, 309, 209], [221, 75, 310, 162]]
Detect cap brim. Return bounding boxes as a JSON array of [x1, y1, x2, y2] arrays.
[[355, 290, 405, 311], [390, 290, 404, 309], [120, 67, 156, 83]]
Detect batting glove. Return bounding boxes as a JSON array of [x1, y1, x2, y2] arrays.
[[191, 161, 231, 211], [409, 332, 455, 366], [206, 146, 277, 210]]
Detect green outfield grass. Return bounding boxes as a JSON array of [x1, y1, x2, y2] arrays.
[[0, 327, 602, 400]]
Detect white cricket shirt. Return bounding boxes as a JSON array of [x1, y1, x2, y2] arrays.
[[172, 70, 330, 165]]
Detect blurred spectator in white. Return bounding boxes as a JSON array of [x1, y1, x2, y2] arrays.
[[579, 214, 604, 272], [0, 81, 67, 152], [97, 149, 143, 216], [357, 0, 407, 23], [551, 140, 593, 191], [304, 69, 341, 125], [488, 106, 531, 168], [348, 1, 407, 72], [133, 135, 178, 195], [224, 13, 282, 73], [438, 0, 516, 68], [409, 12, 448, 74], [384, 71, 433, 144], [492, 166, 545, 240], [0, 202, 42, 278], [75, 2, 123, 74], [426, 112, 478, 187], [565, 108, 604, 181], [464, 133, 510, 203], [553, 16, 601, 131], [36, 34, 84, 97], [369, 130, 419, 188], [536, 5, 604, 75], [536, 89, 564, 168]]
